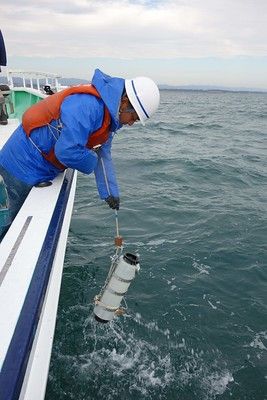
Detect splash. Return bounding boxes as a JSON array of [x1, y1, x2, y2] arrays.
[[78, 312, 233, 399]]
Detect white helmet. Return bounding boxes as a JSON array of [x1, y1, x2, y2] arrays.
[[125, 77, 160, 125]]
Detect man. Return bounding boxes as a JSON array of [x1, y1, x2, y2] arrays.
[[0, 68, 160, 236], [0, 30, 8, 125]]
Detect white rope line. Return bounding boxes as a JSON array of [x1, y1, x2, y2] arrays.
[[28, 136, 42, 153], [28, 121, 62, 153], [96, 246, 123, 300], [115, 210, 120, 237], [99, 157, 120, 237], [47, 123, 60, 141], [100, 157, 111, 196]]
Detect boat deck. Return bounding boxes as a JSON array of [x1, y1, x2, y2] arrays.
[[0, 118, 19, 148]]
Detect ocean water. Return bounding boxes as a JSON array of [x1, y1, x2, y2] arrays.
[[45, 90, 267, 400]]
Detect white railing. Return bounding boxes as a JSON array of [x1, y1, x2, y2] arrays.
[[6, 70, 63, 92]]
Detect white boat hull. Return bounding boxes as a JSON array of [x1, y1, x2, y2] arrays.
[[0, 77, 77, 400]]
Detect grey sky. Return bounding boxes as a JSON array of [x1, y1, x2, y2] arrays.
[[1, 0, 267, 88]]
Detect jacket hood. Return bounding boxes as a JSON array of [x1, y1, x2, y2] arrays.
[[91, 69, 125, 131]]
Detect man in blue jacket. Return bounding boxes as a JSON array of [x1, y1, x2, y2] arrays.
[[0, 69, 160, 236]]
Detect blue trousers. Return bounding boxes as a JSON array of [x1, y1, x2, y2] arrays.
[[0, 165, 32, 240]]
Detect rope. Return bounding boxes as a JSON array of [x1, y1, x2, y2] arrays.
[[47, 122, 60, 140], [28, 120, 62, 153], [95, 210, 123, 301], [115, 210, 119, 237], [95, 155, 126, 308], [94, 295, 126, 315], [100, 157, 111, 196], [97, 245, 122, 299], [94, 295, 119, 312]]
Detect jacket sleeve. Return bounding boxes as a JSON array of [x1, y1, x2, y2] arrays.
[[54, 94, 103, 174], [94, 134, 120, 199]]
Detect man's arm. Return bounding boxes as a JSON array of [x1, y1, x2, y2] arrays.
[[54, 94, 103, 174], [94, 135, 120, 200]]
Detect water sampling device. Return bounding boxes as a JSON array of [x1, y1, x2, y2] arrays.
[[93, 210, 140, 323]]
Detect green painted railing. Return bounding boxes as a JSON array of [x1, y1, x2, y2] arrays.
[[7, 90, 44, 121]]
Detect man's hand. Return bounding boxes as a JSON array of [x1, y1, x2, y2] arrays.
[[105, 195, 120, 210], [92, 145, 101, 154]]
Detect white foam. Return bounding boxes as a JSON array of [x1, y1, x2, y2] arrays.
[[202, 370, 234, 396], [249, 331, 267, 350], [192, 260, 211, 275]]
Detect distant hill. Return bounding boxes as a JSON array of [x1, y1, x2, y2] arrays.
[[1, 75, 266, 93], [158, 84, 267, 93], [59, 77, 90, 86]]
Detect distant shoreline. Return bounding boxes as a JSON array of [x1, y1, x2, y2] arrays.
[[159, 88, 267, 94], [0, 76, 266, 94]]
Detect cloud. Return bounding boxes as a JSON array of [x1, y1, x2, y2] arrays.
[[1, 0, 267, 60]]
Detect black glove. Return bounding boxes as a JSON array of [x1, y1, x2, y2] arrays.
[[105, 195, 120, 210], [92, 145, 101, 154]]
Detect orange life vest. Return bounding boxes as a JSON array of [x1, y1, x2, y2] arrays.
[[22, 85, 111, 170]]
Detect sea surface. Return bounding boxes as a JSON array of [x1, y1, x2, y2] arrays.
[[45, 90, 267, 400]]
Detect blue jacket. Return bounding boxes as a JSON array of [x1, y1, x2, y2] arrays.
[[0, 69, 125, 199]]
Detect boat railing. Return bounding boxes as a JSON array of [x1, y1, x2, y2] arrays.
[[6, 70, 63, 93]]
